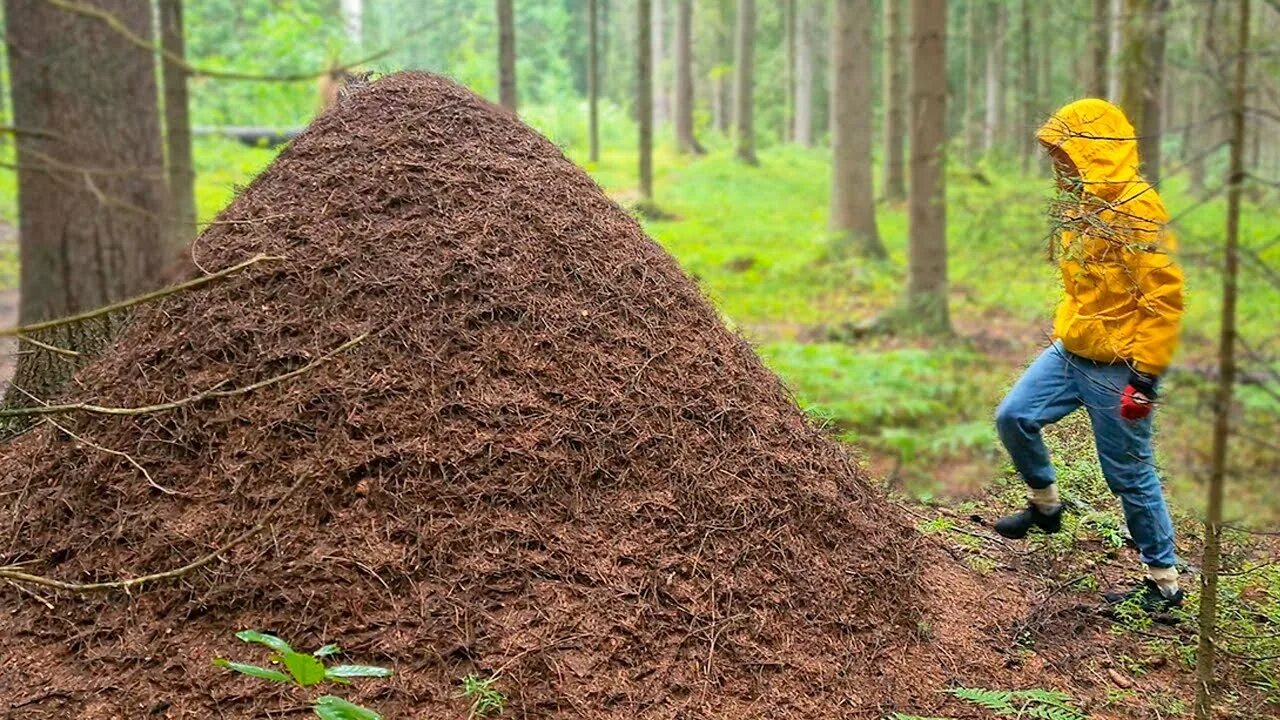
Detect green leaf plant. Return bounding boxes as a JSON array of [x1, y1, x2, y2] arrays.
[[214, 630, 393, 719]]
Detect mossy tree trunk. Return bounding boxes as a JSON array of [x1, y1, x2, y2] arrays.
[[4, 0, 169, 406], [732, 0, 757, 165], [906, 0, 951, 335], [829, 0, 884, 259]]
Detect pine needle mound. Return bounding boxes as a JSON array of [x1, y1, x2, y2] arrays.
[[0, 73, 1009, 718]]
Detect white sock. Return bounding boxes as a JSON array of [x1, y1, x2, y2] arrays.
[[1147, 565, 1181, 598], [1029, 484, 1062, 513]]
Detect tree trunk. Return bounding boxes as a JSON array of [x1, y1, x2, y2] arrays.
[[638, 0, 654, 201], [159, 0, 195, 251], [794, 0, 818, 146], [4, 0, 168, 405], [1195, 3, 1249, 719], [1091, 0, 1109, 96], [784, 0, 796, 143], [1108, 0, 1123, 101], [1019, 0, 1036, 173], [674, 0, 702, 154], [340, 0, 363, 46], [829, 0, 884, 259], [588, 0, 601, 163], [1142, 0, 1168, 184], [882, 0, 906, 202], [907, 0, 950, 334], [964, 0, 984, 162], [1185, 0, 1209, 196], [1120, 0, 1168, 184], [1038, 2, 1053, 131], [652, 0, 668, 128], [733, 0, 757, 164], [713, 0, 732, 134], [982, 0, 1006, 154], [497, 0, 517, 111]]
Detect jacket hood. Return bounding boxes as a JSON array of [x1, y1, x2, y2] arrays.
[[1036, 98, 1141, 201]]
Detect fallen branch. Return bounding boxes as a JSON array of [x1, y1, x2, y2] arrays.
[[0, 472, 309, 593], [15, 334, 80, 359], [0, 332, 369, 419], [0, 254, 281, 339], [46, 418, 182, 496], [0, 124, 62, 140]]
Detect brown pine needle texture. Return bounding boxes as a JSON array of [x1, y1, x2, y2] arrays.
[[0, 73, 1035, 719]]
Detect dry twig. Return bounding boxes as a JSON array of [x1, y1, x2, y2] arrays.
[[0, 472, 310, 593], [0, 332, 369, 419]]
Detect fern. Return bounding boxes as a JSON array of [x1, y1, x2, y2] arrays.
[[946, 687, 1086, 720]]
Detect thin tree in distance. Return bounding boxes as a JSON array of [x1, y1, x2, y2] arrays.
[[637, 0, 658, 215], [497, 0, 517, 111], [1091, 0, 1110, 97], [982, 0, 1007, 154], [783, 0, 796, 143], [1018, 0, 1037, 173], [588, 0, 601, 163], [652, 0, 669, 128], [829, 0, 884, 260], [673, 0, 703, 154], [882, 0, 907, 203], [1195, 2, 1250, 717], [159, 0, 195, 251], [905, 0, 951, 335], [733, 0, 758, 165], [793, 0, 819, 147], [1120, 0, 1169, 184], [962, 0, 984, 163], [712, 0, 733, 134]]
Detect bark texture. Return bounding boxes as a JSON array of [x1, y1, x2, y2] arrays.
[[907, 0, 950, 334], [733, 0, 757, 164], [588, 0, 601, 162], [652, 0, 668, 127], [784, 0, 796, 142], [963, 0, 984, 161], [982, 0, 1006, 153], [159, 0, 195, 251], [1195, 3, 1249, 718], [793, 0, 818, 146], [1019, 0, 1037, 172], [1120, 0, 1169, 184], [497, 0, 518, 111], [713, 0, 732, 134], [4, 0, 169, 404], [638, 0, 654, 200], [882, 0, 906, 202], [674, 0, 702, 154], [829, 0, 883, 259], [1091, 0, 1110, 96]]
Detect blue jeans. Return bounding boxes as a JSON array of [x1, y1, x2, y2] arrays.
[[995, 341, 1178, 568]]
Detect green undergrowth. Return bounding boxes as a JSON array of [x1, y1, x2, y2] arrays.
[[979, 411, 1280, 709], [759, 341, 1000, 461]]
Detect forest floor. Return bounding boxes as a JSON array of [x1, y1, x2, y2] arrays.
[[2, 134, 1277, 718]]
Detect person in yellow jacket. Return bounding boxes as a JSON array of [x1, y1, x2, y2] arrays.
[[992, 99, 1185, 612]]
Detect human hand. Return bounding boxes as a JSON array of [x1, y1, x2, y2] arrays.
[[1120, 370, 1158, 422]]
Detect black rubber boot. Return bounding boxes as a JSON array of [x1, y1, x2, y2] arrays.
[[993, 501, 1063, 539], [1104, 578, 1185, 613]]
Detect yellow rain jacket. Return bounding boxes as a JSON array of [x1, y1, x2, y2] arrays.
[[1035, 99, 1184, 376]]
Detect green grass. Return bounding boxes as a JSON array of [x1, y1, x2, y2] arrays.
[[194, 138, 279, 223]]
